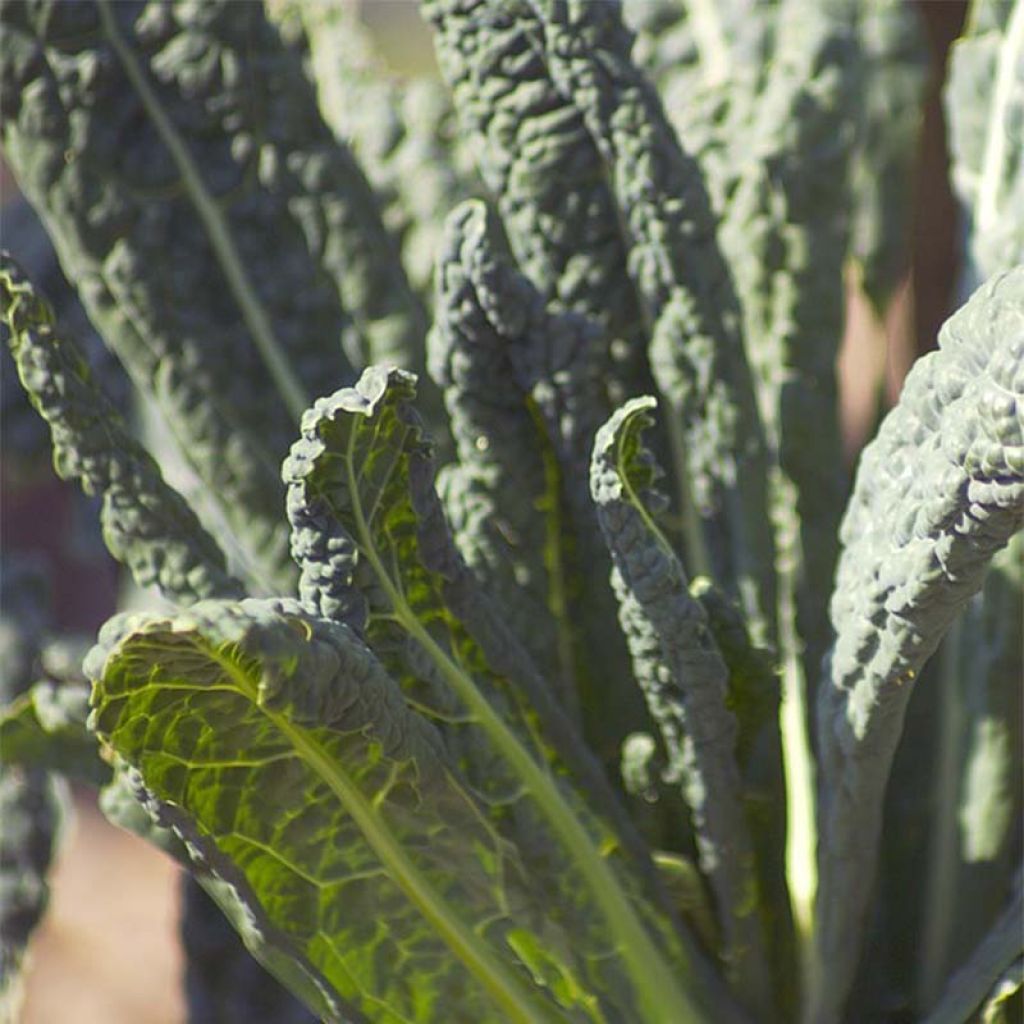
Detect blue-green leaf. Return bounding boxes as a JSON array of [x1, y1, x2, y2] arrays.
[[0, 0, 411, 587], [1, 254, 243, 607], [590, 396, 773, 1016], [813, 267, 1024, 1021]]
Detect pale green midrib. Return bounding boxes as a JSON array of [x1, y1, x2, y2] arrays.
[[613, 405, 677, 564], [204, 642, 557, 1024], [976, 0, 1024, 233], [770, 472, 818, 990], [96, 0, 310, 424], [342, 416, 705, 1024]]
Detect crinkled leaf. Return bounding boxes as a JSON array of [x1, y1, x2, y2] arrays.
[[590, 396, 773, 1016], [848, 1, 929, 313], [813, 267, 1024, 1021], [429, 201, 647, 760], [1, 254, 243, 607], [422, 0, 651, 410], [538, 0, 777, 642], [946, 0, 1024, 284], [0, 765, 67, 1020], [717, 0, 859, 710], [272, 0, 481, 302], [624, 0, 775, 216], [429, 203, 576, 712], [692, 578, 795, 1017], [0, 0, 394, 587]]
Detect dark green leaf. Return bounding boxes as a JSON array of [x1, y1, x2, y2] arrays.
[[1, 255, 243, 607], [0, 0, 410, 587], [946, 0, 1024, 284], [590, 396, 772, 1016]]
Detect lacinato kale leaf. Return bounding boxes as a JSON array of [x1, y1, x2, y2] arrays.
[[283, 365, 738, 1022], [1, 254, 243, 607], [813, 266, 1024, 1021], [428, 200, 648, 764], [0, 0, 417, 589]]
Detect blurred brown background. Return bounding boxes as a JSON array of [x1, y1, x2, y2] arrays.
[[2, 1, 967, 1021]]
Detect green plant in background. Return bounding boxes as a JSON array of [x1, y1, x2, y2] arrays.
[[0, 1, 1021, 1022]]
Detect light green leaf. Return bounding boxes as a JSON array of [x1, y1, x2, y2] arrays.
[[284, 366, 736, 1023], [87, 598, 581, 1024]]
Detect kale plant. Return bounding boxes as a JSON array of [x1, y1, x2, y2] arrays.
[[1, 1, 1021, 1022]]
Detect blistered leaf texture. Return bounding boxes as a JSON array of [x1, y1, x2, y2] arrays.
[[718, 0, 859, 697], [275, 0, 481, 302], [1, 255, 243, 607], [429, 200, 647, 755], [946, 0, 1024, 284], [590, 397, 772, 1016], [813, 267, 1024, 1021], [848, 1, 929, 312], [422, 0, 649, 407], [0, 0, 385, 586], [429, 202, 573, 706]]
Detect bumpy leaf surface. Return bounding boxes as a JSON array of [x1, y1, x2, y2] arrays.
[[427, 0, 776, 643], [847, 1, 929, 313], [536, 0, 778, 641], [717, 0, 858, 702], [429, 203, 574, 709], [946, 0, 1024, 284], [429, 200, 649, 755], [0, 0, 408, 586], [422, 0, 650, 409], [624, 0, 774, 216], [273, 0, 481, 301], [813, 267, 1024, 1021], [1, 255, 243, 607], [590, 397, 772, 1015]]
